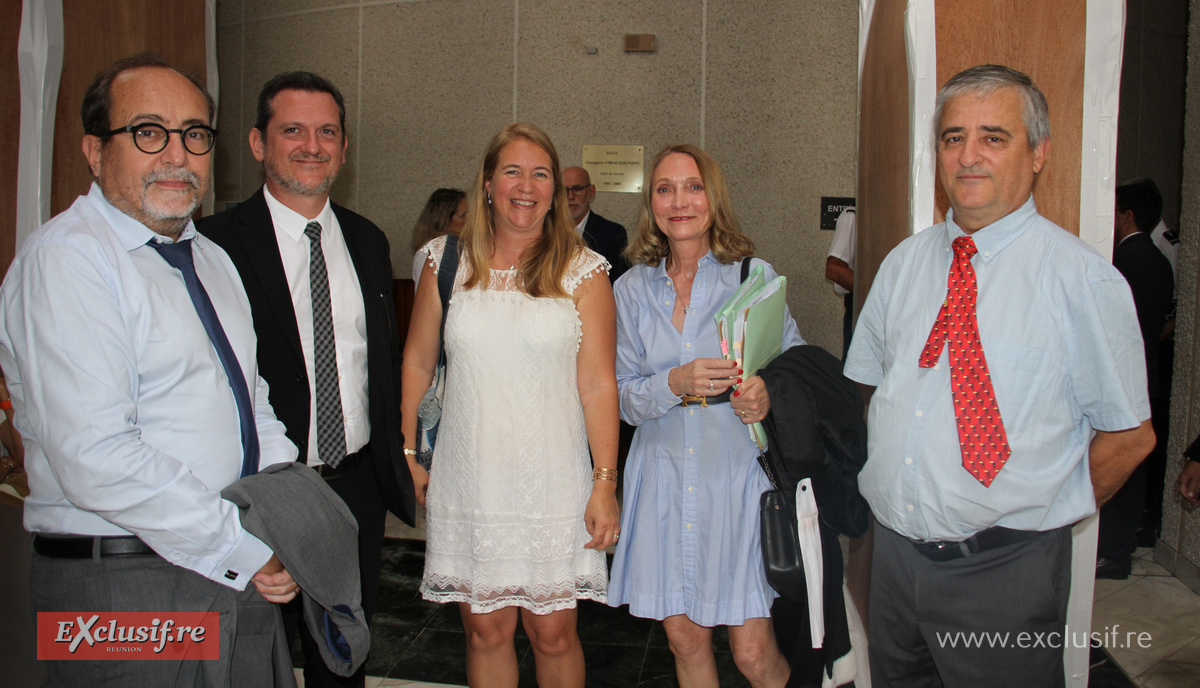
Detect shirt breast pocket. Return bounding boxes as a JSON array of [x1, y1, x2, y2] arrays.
[[981, 339, 1059, 427]]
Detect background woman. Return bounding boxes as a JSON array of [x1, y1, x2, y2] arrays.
[[411, 187, 467, 289], [400, 122, 620, 688], [607, 144, 803, 688]]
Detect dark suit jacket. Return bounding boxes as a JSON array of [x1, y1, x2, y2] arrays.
[[582, 211, 629, 283], [1113, 231, 1174, 401], [198, 190, 416, 526]]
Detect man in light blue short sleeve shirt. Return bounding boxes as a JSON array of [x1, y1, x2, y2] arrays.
[[844, 64, 1154, 687]]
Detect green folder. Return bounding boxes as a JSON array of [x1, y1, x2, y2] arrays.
[[740, 276, 788, 377], [740, 276, 788, 448], [714, 264, 764, 358]]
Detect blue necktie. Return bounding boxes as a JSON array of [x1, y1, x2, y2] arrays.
[[148, 238, 260, 478]]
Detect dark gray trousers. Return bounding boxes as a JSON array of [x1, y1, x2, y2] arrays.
[[869, 523, 1071, 688], [31, 549, 294, 687]]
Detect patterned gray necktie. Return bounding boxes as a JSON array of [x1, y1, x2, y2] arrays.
[[305, 221, 347, 467]]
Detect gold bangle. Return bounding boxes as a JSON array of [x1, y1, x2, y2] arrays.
[[403, 448, 417, 457], [593, 467, 618, 482]]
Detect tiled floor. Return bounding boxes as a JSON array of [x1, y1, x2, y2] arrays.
[[5, 491, 1197, 687], [1091, 547, 1200, 686], [301, 537, 751, 688], [348, 512, 1200, 688]]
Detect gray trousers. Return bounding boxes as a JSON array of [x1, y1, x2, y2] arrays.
[[31, 549, 295, 688], [869, 524, 1071, 688]]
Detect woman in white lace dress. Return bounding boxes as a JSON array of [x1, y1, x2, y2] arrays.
[[400, 122, 620, 687]]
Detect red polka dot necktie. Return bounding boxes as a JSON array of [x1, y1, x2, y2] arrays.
[[918, 236, 1011, 487]]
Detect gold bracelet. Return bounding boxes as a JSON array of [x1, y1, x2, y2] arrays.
[[592, 467, 618, 482]]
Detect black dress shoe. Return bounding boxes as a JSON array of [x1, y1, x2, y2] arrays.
[[1096, 557, 1132, 580]]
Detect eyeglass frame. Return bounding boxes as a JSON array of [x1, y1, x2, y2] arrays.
[[565, 185, 593, 197], [103, 122, 219, 156]]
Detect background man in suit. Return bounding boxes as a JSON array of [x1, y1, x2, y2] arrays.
[[1096, 179, 1176, 578], [200, 71, 415, 688], [0, 54, 299, 685], [563, 165, 629, 282]]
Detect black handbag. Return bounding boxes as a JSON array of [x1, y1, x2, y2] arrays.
[[757, 450, 808, 603], [414, 234, 460, 470]]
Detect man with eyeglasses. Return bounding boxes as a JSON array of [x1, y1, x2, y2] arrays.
[[563, 166, 629, 282], [200, 71, 415, 688], [0, 55, 301, 684]]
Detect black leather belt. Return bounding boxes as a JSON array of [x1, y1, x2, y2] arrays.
[[33, 535, 157, 559], [680, 390, 733, 407], [909, 526, 1043, 562], [313, 448, 365, 481]]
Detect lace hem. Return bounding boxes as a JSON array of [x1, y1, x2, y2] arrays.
[[421, 579, 607, 615]]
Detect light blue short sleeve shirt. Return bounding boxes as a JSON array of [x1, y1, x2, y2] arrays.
[[844, 197, 1149, 541]]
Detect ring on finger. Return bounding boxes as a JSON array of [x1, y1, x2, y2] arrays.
[[709, 379, 714, 392]]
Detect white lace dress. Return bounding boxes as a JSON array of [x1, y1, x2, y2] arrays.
[[419, 235, 610, 614]]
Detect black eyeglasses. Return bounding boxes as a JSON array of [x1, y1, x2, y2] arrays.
[[565, 185, 591, 197], [104, 123, 219, 155]]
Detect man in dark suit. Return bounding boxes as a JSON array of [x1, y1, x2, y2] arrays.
[[1096, 179, 1175, 579], [199, 71, 415, 688], [563, 165, 629, 282]]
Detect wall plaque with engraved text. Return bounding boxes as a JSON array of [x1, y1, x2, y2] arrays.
[[582, 145, 644, 193]]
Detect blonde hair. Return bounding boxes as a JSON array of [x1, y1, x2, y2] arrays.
[[411, 188, 466, 252], [460, 122, 585, 298], [625, 144, 754, 267]]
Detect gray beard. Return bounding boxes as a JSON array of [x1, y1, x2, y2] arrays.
[[266, 166, 338, 198]]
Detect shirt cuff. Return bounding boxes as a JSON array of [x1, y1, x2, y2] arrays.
[[204, 529, 274, 591], [651, 369, 683, 415]]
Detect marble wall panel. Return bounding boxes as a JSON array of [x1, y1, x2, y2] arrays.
[[358, 0, 515, 274], [245, 0, 350, 22], [517, 0, 704, 239], [705, 1, 858, 354], [1161, 0, 1200, 568], [213, 21, 243, 206], [216, 0, 242, 27], [235, 7, 362, 209]]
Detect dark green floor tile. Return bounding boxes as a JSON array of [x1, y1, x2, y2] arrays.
[[372, 583, 442, 629], [1088, 647, 1137, 687], [577, 599, 654, 647], [638, 647, 678, 687], [581, 642, 648, 686], [390, 628, 531, 685], [362, 625, 420, 677]]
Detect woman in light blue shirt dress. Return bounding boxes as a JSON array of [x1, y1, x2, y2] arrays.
[[607, 144, 804, 687]]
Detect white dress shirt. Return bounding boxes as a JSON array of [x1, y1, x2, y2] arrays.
[[827, 207, 856, 295], [1150, 219, 1179, 295], [0, 183, 297, 590], [263, 187, 370, 465], [574, 210, 592, 236]]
